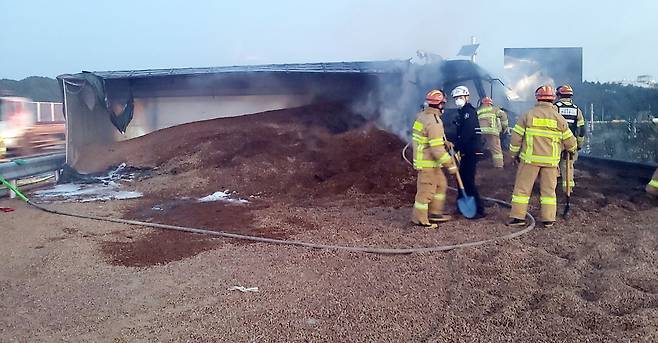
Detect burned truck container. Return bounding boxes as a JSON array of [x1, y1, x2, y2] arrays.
[[58, 59, 510, 172]]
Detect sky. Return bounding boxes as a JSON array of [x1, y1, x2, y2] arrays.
[[0, 0, 656, 82]]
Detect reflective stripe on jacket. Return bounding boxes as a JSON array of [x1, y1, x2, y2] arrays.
[[649, 169, 658, 189], [477, 105, 509, 135], [411, 107, 457, 171], [476, 106, 499, 135], [509, 102, 577, 167]]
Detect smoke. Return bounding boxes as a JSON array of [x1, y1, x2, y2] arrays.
[[350, 59, 445, 142], [503, 48, 658, 164], [504, 57, 555, 101], [502, 48, 581, 116], [168, 58, 448, 142]]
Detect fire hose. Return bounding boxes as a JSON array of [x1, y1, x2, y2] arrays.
[[1, 162, 535, 255]]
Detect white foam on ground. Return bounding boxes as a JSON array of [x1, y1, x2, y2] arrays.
[[198, 191, 248, 204], [34, 184, 84, 196], [31, 163, 145, 203], [78, 191, 143, 203], [33, 183, 142, 203]]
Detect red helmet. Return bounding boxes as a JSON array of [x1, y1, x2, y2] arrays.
[[481, 96, 493, 105], [426, 89, 446, 105], [535, 85, 556, 101], [557, 84, 574, 97]]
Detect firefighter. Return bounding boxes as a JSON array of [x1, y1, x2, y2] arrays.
[[410, 90, 458, 228], [555, 84, 586, 191], [0, 135, 5, 159], [477, 96, 508, 168], [647, 117, 658, 198], [647, 169, 658, 198], [0, 97, 4, 159], [451, 85, 486, 218], [508, 85, 577, 227]]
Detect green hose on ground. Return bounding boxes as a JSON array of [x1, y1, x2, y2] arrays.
[[0, 175, 30, 202]]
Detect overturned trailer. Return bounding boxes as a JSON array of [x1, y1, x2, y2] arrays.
[[58, 59, 509, 172]]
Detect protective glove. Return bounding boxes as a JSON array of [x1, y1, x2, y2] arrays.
[[447, 165, 458, 175], [444, 140, 455, 152], [455, 151, 462, 162], [512, 155, 520, 166]]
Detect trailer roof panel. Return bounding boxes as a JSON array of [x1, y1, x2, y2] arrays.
[[90, 60, 410, 80]]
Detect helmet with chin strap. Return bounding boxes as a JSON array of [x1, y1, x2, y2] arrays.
[[451, 85, 470, 98]]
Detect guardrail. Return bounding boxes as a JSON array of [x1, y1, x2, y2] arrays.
[[579, 154, 657, 169], [0, 153, 65, 199], [578, 155, 657, 181]]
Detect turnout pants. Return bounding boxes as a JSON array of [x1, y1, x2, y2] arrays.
[[510, 162, 559, 222], [559, 151, 578, 191], [412, 168, 448, 225], [458, 154, 484, 215], [647, 169, 658, 197], [483, 134, 504, 168]]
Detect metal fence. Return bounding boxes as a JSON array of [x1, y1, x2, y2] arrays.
[[25, 101, 65, 122], [583, 120, 658, 164]]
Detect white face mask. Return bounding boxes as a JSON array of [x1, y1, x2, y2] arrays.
[[455, 98, 466, 108]]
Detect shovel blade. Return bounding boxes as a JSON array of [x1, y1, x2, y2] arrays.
[[457, 192, 477, 219]]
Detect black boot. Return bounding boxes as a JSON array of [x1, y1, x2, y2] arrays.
[[507, 218, 526, 227]]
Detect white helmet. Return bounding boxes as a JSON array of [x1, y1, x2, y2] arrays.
[[451, 85, 470, 97]]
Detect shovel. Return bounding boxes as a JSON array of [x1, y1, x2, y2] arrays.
[[446, 143, 477, 219], [562, 151, 572, 218]]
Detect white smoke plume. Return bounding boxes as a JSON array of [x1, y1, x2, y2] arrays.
[[350, 59, 446, 141]]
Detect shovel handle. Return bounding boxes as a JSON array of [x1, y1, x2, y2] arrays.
[[445, 136, 466, 191], [562, 151, 572, 218], [453, 166, 466, 191], [565, 151, 572, 197]]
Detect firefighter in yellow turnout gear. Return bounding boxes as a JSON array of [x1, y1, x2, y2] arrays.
[[647, 117, 658, 198], [555, 85, 586, 191], [411, 90, 458, 228], [647, 169, 658, 198], [0, 135, 5, 159], [477, 96, 508, 168], [508, 86, 577, 227]]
